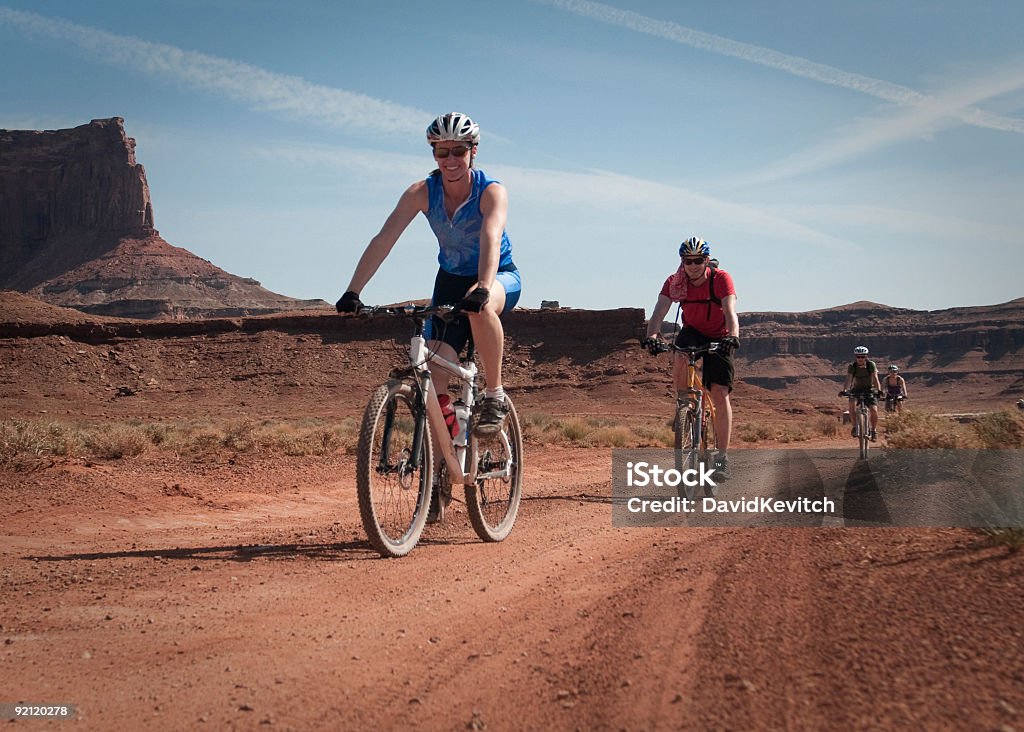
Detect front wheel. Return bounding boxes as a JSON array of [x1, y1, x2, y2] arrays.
[[356, 380, 432, 558], [675, 406, 700, 501], [465, 396, 524, 542], [858, 408, 869, 459], [701, 406, 718, 497]]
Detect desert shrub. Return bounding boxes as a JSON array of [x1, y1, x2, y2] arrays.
[[587, 425, 633, 448], [817, 416, 838, 438], [633, 424, 674, 447], [181, 428, 224, 458], [778, 424, 813, 443], [737, 422, 774, 443], [884, 410, 979, 449], [0, 419, 78, 464], [222, 419, 262, 452], [971, 410, 1024, 449], [558, 418, 592, 443], [83, 424, 149, 459], [143, 423, 176, 446]]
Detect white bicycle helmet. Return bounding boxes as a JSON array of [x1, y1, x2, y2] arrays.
[[888, 364, 899, 372], [853, 346, 869, 355], [426, 112, 480, 144]]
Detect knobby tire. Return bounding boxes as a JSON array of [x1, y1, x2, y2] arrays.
[[675, 406, 700, 501], [858, 408, 870, 460], [465, 396, 524, 542], [701, 405, 718, 497], [356, 380, 433, 558]]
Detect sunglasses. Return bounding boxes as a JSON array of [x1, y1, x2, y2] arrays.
[[682, 257, 706, 265], [433, 144, 473, 159], [856, 356, 867, 359]]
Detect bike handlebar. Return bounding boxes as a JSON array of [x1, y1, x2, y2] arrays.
[[357, 303, 461, 320], [644, 339, 720, 356], [839, 389, 884, 398]]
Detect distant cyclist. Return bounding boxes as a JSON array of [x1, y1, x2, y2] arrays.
[[335, 112, 521, 436], [844, 346, 882, 440], [882, 364, 908, 414], [642, 237, 739, 480]]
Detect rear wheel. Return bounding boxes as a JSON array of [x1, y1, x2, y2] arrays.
[[356, 380, 432, 558], [465, 396, 524, 542]]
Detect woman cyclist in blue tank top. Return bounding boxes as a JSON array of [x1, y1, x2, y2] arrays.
[[335, 112, 521, 434]]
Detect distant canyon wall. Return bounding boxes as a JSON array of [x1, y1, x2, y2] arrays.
[[0, 118, 153, 290], [0, 118, 324, 318]]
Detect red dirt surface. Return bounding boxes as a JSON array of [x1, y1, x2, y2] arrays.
[[2, 294, 1023, 730]]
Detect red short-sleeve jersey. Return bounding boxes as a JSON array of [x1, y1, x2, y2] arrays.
[[660, 268, 736, 338]]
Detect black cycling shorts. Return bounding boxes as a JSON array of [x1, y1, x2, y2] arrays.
[[674, 326, 734, 391], [425, 266, 521, 354], [849, 390, 877, 407]]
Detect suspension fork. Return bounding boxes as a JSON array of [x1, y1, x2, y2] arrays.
[[405, 369, 433, 472]]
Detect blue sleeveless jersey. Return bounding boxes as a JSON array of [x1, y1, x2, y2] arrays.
[[425, 168, 514, 277]]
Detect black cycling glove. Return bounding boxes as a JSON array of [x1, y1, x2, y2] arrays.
[[641, 337, 661, 355], [335, 290, 363, 313], [720, 336, 740, 354], [459, 287, 490, 313]]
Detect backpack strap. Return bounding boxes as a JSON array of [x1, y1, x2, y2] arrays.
[[682, 268, 721, 319]]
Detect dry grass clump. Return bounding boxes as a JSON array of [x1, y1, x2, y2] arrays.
[[817, 416, 839, 438], [736, 422, 775, 443], [82, 424, 150, 459], [0, 417, 359, 468], [884, 411, 980, 449], [520, 413, 671, 448], [0, 419, 78, 465], [971, 410, 1024, 449]]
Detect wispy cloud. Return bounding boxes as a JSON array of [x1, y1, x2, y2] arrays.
[[537, 0, 1024, 135], [259, 141, 851, 252], [0, 7, 429, 138], [735, 62, 1024, 185]]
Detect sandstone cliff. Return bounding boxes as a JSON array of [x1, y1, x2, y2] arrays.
[[0, 118, 324, 319]]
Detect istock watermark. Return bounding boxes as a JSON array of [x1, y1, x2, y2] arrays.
[[611, 448, 1024, 528], [625, 460, 718, 489]]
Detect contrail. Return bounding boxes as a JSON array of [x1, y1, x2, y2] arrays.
[[0, 7, 429, 138], [538, 0, 1024, 135]]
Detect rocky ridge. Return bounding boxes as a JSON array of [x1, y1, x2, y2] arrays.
[[0, 118, 324, 319]]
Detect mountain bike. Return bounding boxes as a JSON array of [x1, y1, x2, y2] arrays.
[[840, 389, 879, 459], [648, 340, 720, 500], [355, 305, 523, 558], [884, 393, 905, 414]]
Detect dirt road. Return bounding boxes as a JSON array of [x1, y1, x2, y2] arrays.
[[2, 445, 1022, 731]]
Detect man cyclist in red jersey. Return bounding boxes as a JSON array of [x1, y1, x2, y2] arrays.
[[642, 237, 740, 480]]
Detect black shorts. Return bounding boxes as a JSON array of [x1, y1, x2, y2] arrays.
[[850, 390, 877, 407], [425, 266, 520, 354], [674, 327, 734, 391]]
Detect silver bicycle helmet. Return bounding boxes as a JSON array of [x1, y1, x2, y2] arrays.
[[679, 237, 710, 257], [853, 346, 869, 355], [426, 112, 480, 144]]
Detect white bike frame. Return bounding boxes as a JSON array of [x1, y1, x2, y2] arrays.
[[410, 335, 514, 487]]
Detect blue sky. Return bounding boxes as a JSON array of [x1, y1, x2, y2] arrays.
[[2, 0, 1022, 314]]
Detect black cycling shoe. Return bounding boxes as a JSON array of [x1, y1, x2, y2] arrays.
[[474, 397, 509, 436], [713, 456, 731, 481]]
